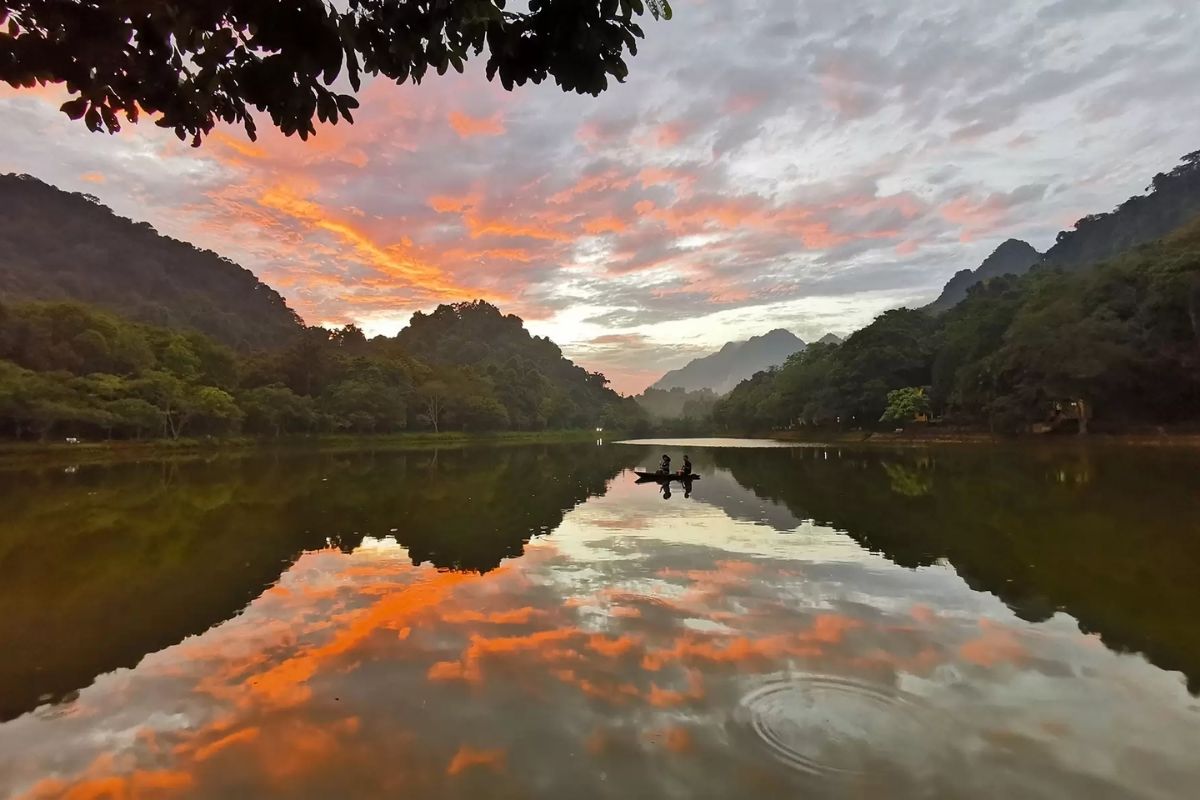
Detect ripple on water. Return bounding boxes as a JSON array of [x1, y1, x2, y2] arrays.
[[740, 674, 933, 777]]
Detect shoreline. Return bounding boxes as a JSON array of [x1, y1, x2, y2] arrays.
[[0, 429, 612, 467], [768, 429, 1200, 448]]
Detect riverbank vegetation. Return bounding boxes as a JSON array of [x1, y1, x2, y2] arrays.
[[714, 215, 1200, 435], [0, 299, 647, 443]]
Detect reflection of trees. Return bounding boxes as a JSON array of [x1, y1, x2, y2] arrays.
[[881, 461, 933, 497], [714, 446, 1200, 692], [0, 445, 625, 721]]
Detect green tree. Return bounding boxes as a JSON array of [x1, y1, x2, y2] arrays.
[[187, 386, 244, 435], [104, 397, 162, 439], [238, 384, 315, 437], [879, 387, 931, 424]]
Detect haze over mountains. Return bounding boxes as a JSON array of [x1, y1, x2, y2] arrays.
[[651, 329, 817, 395]]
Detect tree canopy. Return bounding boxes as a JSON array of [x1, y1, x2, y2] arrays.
[[0, 0, 671, 145], [0, 298, 647, 441], [714, 216, 1200, 435]]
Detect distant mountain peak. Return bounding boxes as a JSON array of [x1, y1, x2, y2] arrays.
[[651, 329, 805, 395], [925, 239, 1041, 314], [816, 332, 843, 345]]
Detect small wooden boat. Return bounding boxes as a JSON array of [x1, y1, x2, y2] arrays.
[[634, 471, 700, 482]]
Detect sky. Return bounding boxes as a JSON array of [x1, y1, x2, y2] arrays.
[[2, 0, 1199, 394]]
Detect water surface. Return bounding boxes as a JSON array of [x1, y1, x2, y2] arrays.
[[1, 442, 1199, 798]]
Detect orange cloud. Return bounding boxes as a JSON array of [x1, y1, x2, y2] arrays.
[[442, 607, 548, 625], [20, 754, 193, 800], [587, 633, 642, 658], [188, 727, 262, 763], [427, 628, 582, 684], [449, 111, 506, 138], [959, 620, 1028, 667], [257, 182, 495, 302], [212, 132, 268, 161], [80, 171, 106, 184], [654, 122, 687, 148], [446, 746, 506, 776], [652, 726, 694, 754], [582, 215, 628, 235]]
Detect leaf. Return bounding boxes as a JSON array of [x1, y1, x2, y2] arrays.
[[60, 98, 88, 120], [322, 46, 343, 86]]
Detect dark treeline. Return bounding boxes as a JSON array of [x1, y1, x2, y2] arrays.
[[715, 210, 1200, 435], [0, 298, 647, 442]]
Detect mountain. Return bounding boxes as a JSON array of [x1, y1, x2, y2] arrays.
[[393, 300, 635, 429], [1042, 150, 1200, 270], [816, 332, 843, 345], [926, 239, 1042, 314], [651, 329, 805, 394], [926, 151, 1200, 313], [0, 173, 303, 349]]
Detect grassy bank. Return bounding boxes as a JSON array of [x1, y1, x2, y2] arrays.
[[769, 428, 1200, 448], [0, 429, 614, 467]]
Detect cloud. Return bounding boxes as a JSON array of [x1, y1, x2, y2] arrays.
[[3, 0, 1199, 390], [448, 111, 506, 138]]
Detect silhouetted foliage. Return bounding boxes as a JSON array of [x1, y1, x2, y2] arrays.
[[1043, 151, 1200, 271], [0, 0, 671, 145]]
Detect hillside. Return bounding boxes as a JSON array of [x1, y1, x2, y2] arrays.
[[926, 239, 1042, 313], [0, 174, 303, 349], [394, 300, 635, 430], [926, 151, 1200, 312], [651, 329, 806, 394], [1043, 151, 1200, 270], [715, 214, 1200, 434]]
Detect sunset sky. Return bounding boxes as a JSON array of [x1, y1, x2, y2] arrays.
[[2, 0, 1199, 394]]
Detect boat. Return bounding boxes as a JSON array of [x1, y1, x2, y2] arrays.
[[634, 471, 700, 482]]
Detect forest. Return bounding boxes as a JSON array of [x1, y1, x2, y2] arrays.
[[0, 299, 646, 442], [713, 215, 1200, 434], [0, 173, 304, 350]]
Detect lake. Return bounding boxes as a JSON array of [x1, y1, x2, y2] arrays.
[[2, 440, 1199, 798]]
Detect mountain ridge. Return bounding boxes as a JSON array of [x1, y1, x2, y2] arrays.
[[925, 151, 1200, 313], [0, 173, 304, 350], [651, 328, 806, 394]]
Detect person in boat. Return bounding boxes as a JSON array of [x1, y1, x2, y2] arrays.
[[658, 453, 672, 474], [680, 455, 692, 476]]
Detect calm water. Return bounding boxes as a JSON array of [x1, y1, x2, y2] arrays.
[[2, 441, 1200, 799]]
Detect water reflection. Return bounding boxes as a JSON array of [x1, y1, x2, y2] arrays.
[[1, 443, 1199, 798], [0, 446, 628, 721]]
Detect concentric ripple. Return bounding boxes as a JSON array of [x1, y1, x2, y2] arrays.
[[740, 674, 932, 777]]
